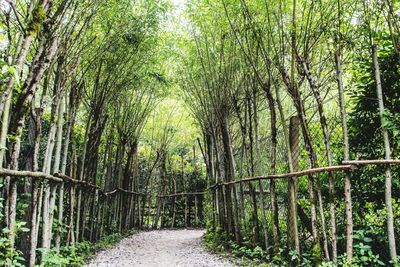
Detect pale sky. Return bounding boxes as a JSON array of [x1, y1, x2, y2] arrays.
[[164, 0, 190, 34]]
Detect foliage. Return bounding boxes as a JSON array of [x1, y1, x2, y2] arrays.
[[0, 222, 29, 266], [204, 225, 270, 265], [0, 236, 25, 267], [349, 230, 385, 266], [38, 230, 136, 267], [349, 34, 400, 159], [0, 0, 400, 265]]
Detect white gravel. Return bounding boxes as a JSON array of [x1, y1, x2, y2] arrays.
[[85, 229, 235, 267]]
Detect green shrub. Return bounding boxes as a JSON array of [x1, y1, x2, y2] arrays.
[[38, 230, 136, 266]]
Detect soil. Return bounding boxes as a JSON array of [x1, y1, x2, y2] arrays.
[[85, 229, 235, 267]]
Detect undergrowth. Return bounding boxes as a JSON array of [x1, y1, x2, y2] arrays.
[[203, 224, 387, 267], [37, 229, 137, 267]]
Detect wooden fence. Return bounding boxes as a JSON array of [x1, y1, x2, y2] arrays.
[[0, 169, 205, 266]]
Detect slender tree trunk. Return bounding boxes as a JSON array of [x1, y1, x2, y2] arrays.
[[302, 61, 333, 261], [41, 126, 57, 256], [172, 176, 177, 228], [41, 95, 63, 257], [195, 195, 199, 226], [263, 82, 280, 254], [68, 185, 76, 245], [53, 94, 65, 251], [384, 0, 400, 56], [6, 36, 58, 251], [257, 180, 269, 250], [372, 44, 397, 260], [235, 106, 247, 229], [219, 107, 236, 238], [231, 183, 241, 243], [335, 47, 353, 260], [288, 116, 300, 255], [76, 118, 90, 241], [28, 105, 44, 267], [28, 181, 39, 267], [246, 96, 260, 245], [75, 188, 82, 241], [281, 2, 321, 251], [252, 88, 268, 250]]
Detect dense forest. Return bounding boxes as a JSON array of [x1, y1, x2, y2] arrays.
[[0, 0, 399, 266]]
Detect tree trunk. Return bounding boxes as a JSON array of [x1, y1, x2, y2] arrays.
[[219, 107, 236, 238], [246, 96, 260, 245], [372, 44, 397, 260], [41, 95, 62, 258], [28, 105, 44, 267], [263, 82, 280, 254], [335, 47, 353, 260], [53, 94, 65, 251], [0, 0, 50, 166], [302, 61, 333, 261], [6, 35, 58, 250], [288, 116, 300, 254], [252, 88, 268, 250]]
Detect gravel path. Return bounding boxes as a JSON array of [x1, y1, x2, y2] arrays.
[[85, 229, 235, 267]]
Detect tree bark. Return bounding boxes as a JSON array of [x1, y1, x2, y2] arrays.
[[263, 82, 280, 254], [372, 44, 397, 260], [288, 116, 300, 255], [219, 107, 236, 238], [302, 61, 334, 261], [335, 46, 353, 260]]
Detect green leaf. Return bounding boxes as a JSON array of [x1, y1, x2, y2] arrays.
[[363, 237, 372, 243]]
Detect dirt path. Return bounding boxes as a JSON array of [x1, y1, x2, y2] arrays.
[[85, 229, 235, 267]]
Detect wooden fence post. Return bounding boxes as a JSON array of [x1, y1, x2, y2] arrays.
[[251, 181, 260, 246], [161, 196, 166, 228], [232, 184, 241, 243], [287, 116, 300, 254], [195, 195, 199, 226], [28, 180, 40, 267], [68, 184, 75, 246], [258, 180, 269, 251], [75, 187, 81, 242], [184, 195, 188, 228], [171, 195, 176, 228]]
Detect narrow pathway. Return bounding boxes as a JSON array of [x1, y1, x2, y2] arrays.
[[85, 229, 235, 267]]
